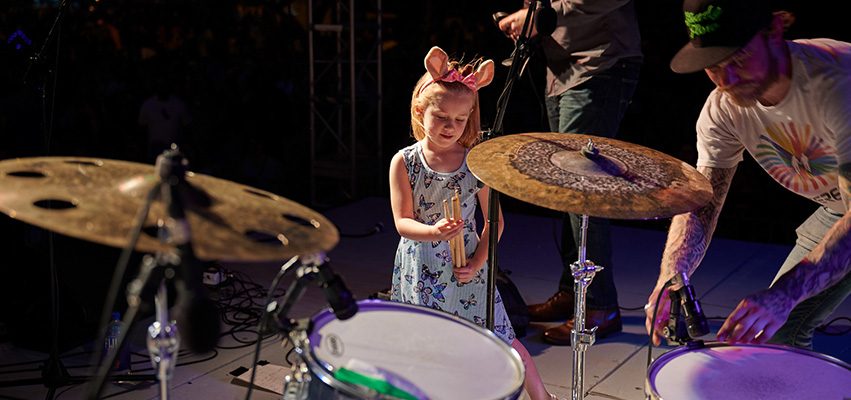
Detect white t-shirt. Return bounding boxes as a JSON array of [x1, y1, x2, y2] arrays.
[[696, 39, 851, 214]]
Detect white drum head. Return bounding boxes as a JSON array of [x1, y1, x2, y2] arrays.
[[307, 300, 524, 400], [648, 342, 851, 400]]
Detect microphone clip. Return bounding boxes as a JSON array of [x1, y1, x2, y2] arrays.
[[265, 254, 358, 335], [662, 273, 710, 346], [662, 288, 692, 346]]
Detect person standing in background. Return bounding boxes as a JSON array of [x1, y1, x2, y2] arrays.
[[138, 77, 192, 162]]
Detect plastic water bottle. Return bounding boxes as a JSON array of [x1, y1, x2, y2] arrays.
[[104, 312, 131, 375]]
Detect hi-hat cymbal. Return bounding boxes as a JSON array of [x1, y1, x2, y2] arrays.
[[467, 132, 712, 219], [0, 157, 339, 262]]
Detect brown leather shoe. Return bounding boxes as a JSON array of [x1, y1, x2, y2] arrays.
[[542, 308, 622, 345], [527, 290, 574, 321]]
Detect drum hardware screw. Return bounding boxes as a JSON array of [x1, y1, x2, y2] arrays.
[[685, 340, 705, 350], [283, 364, 310, 400], [572, 326, 597, 347], [581, 140, 599, 159]]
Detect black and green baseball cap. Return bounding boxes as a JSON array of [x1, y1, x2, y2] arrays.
[[670, 0, 774, 73]]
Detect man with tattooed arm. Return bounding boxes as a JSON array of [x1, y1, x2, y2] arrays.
[[645, 0, 851, 350]]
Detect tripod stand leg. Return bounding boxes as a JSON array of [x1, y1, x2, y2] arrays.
[[41, 354, 70, 389]]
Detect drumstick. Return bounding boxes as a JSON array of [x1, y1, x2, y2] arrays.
[[452, 193, 467, 267], [443, 199, 456, 267], [452, 193, 465, 267], [452, 195, 460, 267], [457, 195, 465, 267]]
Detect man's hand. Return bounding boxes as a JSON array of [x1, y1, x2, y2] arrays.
[[717, 289, 791, 344], [645, 285, 673, 346], [497, 9, 538, 41]]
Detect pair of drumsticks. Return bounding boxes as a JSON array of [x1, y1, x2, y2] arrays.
[[443, 193, 466, 268]]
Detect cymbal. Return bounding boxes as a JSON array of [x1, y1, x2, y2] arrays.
[[0, 157, 339, 262], [467, 132, 712, 219]]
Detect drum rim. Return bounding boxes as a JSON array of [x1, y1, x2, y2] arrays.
[[645, 341, 851, 399], [290, 328, 375, 398], [310, 299, 506, 336], [298, 299, 525, 399]]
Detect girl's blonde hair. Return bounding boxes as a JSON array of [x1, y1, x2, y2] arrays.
[[409, 61, 484, 149]]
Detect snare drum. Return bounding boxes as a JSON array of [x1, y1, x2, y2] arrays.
[[285, 299, 525, 400], [647, 342, 851, 400]]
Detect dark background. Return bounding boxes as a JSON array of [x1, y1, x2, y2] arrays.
[[0, 0, 847, 350]]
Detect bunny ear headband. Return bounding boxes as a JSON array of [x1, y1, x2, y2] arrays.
[[418, 46, 494, 96]]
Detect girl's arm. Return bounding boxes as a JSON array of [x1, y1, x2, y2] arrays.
[[389, 152, 462, 242], [454, 185, 505, 283]]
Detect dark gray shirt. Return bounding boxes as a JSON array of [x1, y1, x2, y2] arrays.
[[542, 0, 643, 97]]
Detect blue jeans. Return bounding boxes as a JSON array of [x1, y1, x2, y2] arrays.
[[768, 206, 851, 349], [546, 60, 640, 310]]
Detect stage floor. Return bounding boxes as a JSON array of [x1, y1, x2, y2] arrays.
[[1, 197, 849, 400]]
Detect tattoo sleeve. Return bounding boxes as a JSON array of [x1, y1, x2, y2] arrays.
[[657, 165, 737, 286], [770, 162, 851, 306]]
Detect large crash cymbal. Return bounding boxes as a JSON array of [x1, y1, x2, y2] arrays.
[[0, 157, 338, 262], [467, 132, 712, 219]]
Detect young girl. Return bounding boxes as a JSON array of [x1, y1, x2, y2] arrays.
[[389, 46, 557, 400]]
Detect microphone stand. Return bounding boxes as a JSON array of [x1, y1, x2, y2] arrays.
[[484, 2, 540, 332], [24, 0, 70, 154], [0, 3, 103, 398], [487, 6, 600, 399]]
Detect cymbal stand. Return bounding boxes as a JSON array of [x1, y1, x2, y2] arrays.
[[570, 215, 603, 400], [483, 1, 540, 330], [87, 146, 208, 399]]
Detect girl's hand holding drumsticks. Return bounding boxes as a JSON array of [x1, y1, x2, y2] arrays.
[[433, 215, 463, 242], [444, 193, 466, 269]]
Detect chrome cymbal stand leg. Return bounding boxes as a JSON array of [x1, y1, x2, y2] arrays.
[[146, 276, 179, 400], [571, 214, 603, 400]]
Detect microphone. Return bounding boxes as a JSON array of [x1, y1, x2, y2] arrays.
[[492, 11, 509, 27], [493, 4, 556, 37], [314, 260, 358, 320], [534, 1, 557, 36], [673, 272, 710, 338]]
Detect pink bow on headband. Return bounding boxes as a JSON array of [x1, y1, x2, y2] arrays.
[[418, 69, 479, 96]]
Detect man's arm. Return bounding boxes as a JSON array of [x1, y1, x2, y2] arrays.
[[658, 165, 736, 283], [717, 163, 851, 343], [646, 165, 736, 345]]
